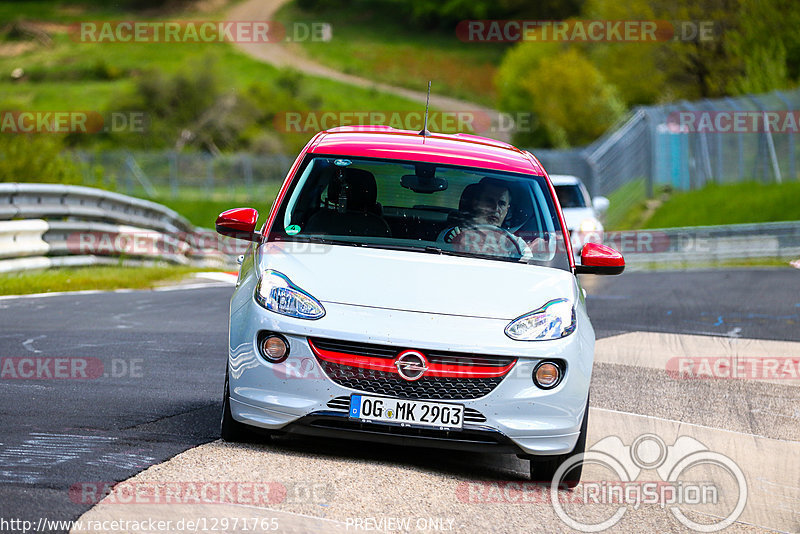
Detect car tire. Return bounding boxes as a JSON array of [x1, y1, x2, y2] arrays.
[[221, 367, 255, 442], [529, 395, 589, 489]]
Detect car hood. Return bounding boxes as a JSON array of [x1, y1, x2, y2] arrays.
[[258, 242, 577, 320], [561, 207, 599, 231]]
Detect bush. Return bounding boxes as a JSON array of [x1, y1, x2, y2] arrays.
[[497, 45, 624, 147], [407, 0, 585, 29], [0, 135, 85, 185], [103, 55, 247, 152]]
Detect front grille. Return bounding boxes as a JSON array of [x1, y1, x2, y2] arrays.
[[325, 395, 488, 424], [319, 362, 503, 400], [310, 338, 516, 367]]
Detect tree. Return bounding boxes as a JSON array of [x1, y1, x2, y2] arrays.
[[496, 43, 625, 147]]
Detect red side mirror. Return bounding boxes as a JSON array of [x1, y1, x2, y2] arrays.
[[215, 208, 261, 242], [575, 242, 625, 275]]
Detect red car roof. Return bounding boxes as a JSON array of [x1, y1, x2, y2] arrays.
[[307, 126, 546, 176]]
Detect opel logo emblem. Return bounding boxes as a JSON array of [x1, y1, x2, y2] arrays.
[[394, 350, 428, 381]]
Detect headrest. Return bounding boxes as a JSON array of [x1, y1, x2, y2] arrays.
[[328, 168, 378, 212], [458, 183, 482, 213]]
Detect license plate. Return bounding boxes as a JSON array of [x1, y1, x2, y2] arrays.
[[349, 395, 464, 429]]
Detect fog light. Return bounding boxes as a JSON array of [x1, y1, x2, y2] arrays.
[[259, 334, 289, 363], [533, 361, 562, 389]]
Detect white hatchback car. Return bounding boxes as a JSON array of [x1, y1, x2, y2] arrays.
[[216, 127, 624, 487], [550, 174, 609, 255]]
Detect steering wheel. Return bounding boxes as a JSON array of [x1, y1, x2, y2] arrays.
[[443, 224, 524, 257]]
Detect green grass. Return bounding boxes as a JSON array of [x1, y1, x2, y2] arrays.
[[0, 32, 424, 111], [635, 257, 797, 271], [643, 181, 800, 228], [274, 0, 508, 106], [155, 192, 279, 228], [604, 178, 648, 230], [0, 0, 135, 22], [0, 265, 210, 295], [0, 0, 435, 152]]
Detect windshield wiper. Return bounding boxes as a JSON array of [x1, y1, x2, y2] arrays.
[[289, 236, 362, 246], [356, 243, 444, 254]]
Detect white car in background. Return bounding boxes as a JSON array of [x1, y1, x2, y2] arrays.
[[550, 175, 609, 256]]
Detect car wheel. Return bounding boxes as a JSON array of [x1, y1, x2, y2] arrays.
[[529, 395, 589, 489], [221, 367, 255, 442]]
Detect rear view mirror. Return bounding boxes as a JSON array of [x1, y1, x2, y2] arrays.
[[401, 163, 448, 193], [215, 208, 261, 242], [575, 242, 624, 275]]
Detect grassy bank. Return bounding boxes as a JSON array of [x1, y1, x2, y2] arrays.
[[156, 193, 278, 228], [274, 0, 507, 106], [0, 265, 210, 296], [643, 181, 800, 228], [0, 0, 435, 155], [603, 179, 648, 230]]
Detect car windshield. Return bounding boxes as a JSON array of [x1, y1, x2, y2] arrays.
[[555, 184, 588, 208], [270, 155, 571, 270]]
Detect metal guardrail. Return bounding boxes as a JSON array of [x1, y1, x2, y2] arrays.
[[0, 184, 232, 273], [605, 221, 800, 270], [2, 183, 796, 273]]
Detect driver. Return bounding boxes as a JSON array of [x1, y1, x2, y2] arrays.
[[440, 178, 531, 259]]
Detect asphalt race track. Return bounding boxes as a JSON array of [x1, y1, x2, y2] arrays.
[[0, 268, 798, 533]]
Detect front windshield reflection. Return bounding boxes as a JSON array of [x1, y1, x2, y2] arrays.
[[272, 156, 571, 271]]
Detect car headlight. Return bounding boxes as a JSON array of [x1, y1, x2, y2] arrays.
[[579, 218, 601, 232], [504, 298, 576, 341], [254, 270, 325, 320]]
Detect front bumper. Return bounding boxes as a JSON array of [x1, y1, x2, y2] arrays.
[[228, 299, 595, 457]]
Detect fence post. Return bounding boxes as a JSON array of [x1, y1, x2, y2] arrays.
[[775, 91, 796, 180], [644, 108, 656, 198], [169, 151, 178, 198], [724, 97, 745, 182], [206, 154, 215, 193], [244, 154, 253, 190], [703, 99, 723, 183], [750, 94, 782, 183]]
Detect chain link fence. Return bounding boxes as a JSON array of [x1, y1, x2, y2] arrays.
[[70, 88, 800, 203], [529, 87, 800, 198]]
